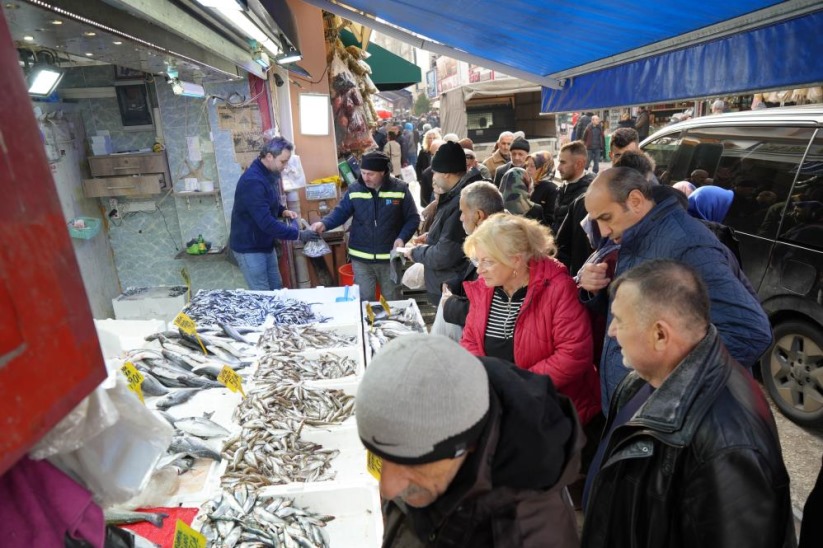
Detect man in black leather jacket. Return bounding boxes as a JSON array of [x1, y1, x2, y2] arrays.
[[582, 259, 794, 548]]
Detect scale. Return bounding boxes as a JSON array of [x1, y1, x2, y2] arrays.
[[299, 182, 340, 225], [297, 182, 347, 286]]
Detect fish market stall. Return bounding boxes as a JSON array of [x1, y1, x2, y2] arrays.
[[91, 286, 383, 547]]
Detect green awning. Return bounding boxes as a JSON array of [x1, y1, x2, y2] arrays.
[[339, 29, 421, 91]]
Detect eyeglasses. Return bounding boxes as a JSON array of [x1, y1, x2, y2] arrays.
[[465, 154, 475, 159], [470, 257, 497, 270]]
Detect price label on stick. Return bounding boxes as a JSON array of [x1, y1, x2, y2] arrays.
[[379, 295, 392, 317], [173, 519, 206, 548], [173, 312, 208, 355], [366, 450, 383, 480], [120, 361, 145, 404], [218, 365, 246, 397], [365, 302, 375, 325]]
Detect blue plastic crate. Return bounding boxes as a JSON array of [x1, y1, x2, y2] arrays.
[[67, 217, 101, 240]]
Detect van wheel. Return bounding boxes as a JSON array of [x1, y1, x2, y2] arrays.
[[761, 320, 823, 427]]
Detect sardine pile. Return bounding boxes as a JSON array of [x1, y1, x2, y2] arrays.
[[199, 485, 333, 547], [258, 324, 358, 353], [185, 289, 328, 326], [220, 382, 354, 487], [257, 353, 357, 383]]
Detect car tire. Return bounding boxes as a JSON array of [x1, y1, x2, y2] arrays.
[[761, 320, 823, 427]]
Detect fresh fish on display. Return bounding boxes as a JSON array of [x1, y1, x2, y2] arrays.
[[174, 416, 231, 439], [138, 371, 170, 396], [257, 323, 358, 353], [169, 435, 222, 462], [184, 289, 328, 326], [257, 352, 357, 382], [366, 307, 426, 356], [104, 509, 169, 528], [218, 321, 251, 344], [234, 382, 355, 427], [154, 388, 201, 410], [197, 487, 332, 547]]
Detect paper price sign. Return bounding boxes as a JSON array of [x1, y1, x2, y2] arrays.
[[174, 312, 208, 354], [120, 361, 145, 404], [366, 450, 383, 481], [379, 294, 392, 317], [218, 365, 246, 397], [173, 519, 206, 548]]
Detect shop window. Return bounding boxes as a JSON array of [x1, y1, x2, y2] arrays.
[[677, 126, 815, 236], [778, 132, 823, 249]]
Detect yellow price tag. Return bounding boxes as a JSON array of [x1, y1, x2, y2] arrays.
[[217, 365, 246, 397], [366, 450, 382, 480], [172, 519, 206, 548], [174, 312, 208, 355], [379, 295, 392, 317], [180, 268, 192, 303], [365, 302, 375, 325], [120, 361, 145, 404]]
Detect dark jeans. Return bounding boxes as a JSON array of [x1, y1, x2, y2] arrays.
[[587, 149, 602, 174]]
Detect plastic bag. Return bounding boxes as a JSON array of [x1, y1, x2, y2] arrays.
[[37, 375, 174, 507], [401, 165, 417, 183], [402, 262, 426, 290], [303, 238, 331, 258]]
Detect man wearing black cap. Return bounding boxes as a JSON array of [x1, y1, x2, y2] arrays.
[[404, 142, 485, 305], [311, 151, 419, 301], [358, 334, 582, 547], [492, 137, 530, 187], [230, 137, 320, 290]]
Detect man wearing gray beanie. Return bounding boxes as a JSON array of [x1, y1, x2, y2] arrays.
[[404, 142, 485, 305], [357, 334, 582, 547], [311, 151, 420, 300]]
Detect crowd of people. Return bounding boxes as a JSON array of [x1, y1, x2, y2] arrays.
[[232, 115, 820, 545]]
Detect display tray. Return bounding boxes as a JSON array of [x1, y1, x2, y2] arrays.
[[363, 298, 427, 365], [257, 483, 383, 548]]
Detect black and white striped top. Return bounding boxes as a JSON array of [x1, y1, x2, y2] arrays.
[[484, 286, 528, 362]]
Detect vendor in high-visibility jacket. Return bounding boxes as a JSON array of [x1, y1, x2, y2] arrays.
[[311, 151, 420, 300]]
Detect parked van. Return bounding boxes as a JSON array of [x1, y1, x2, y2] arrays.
[[640, 105, 823, 426]]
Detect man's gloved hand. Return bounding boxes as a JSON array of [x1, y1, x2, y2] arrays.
[[298, 229, 321, 243]]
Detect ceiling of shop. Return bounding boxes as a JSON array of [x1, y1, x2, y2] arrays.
[[4, 0, 262, 82]]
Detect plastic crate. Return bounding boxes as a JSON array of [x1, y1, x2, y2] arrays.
[[67, 217, 101, 240]]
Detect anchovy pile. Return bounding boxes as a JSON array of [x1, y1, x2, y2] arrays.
[[198, 486, 332, 547], [258, 324, 358, 354], [257, 353, 357, 383], [236, 382, 355, 427], [185, 289, 328, 326]]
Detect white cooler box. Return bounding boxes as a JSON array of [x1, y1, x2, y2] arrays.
[[112, 286, 187, 321]]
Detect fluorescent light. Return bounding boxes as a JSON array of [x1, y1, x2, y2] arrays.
[[27, 65, 65, 96], [170, 78, 205, 98], [23, 35, 34, 42], [253, 50, 270, 69], [195, 0, 242, 9], [276, 50, 302, 65]]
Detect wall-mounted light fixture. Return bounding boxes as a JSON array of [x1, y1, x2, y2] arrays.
[[275, 48, 302, 65], [166, 68, 205, 98], [196, 0, 281, 58], [299, 94, 330, 136], [27, 64, 65, 97]]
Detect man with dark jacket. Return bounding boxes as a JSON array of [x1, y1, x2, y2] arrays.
[[431, 181, 505, 340], [579, 167, 773, 411], [553, 141, 594, 235], [634, 106, 650, 140], [405, 142, 483, 305], [582, 260, 794, 548], [358, 334, 582, 548], [572, 112, 592, 142], [311, 151, 419, 301], [492, 137, 530, 187], [230, 137, 319, 290], [582, 116, 606, 174]]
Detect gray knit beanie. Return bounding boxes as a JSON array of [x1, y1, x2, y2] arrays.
[[356, 334, 490, 465]]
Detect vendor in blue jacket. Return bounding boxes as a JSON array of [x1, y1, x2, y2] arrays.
[[229, 137, 318, 290], [311, 151, 420, 301]]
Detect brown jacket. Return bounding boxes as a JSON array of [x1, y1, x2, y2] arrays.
[[381, 358, 583, 548], [482, 149, 509, 175]]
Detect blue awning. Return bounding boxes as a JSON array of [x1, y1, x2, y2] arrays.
[[306, 0, 823, 113], [541, 9, 823, 113]]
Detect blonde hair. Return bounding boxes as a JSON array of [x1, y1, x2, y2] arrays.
[[463, 213, 556, 267], [422, 129, 443, 152]]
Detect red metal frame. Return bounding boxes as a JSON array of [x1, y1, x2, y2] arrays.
[[0, 11, 106, 475]]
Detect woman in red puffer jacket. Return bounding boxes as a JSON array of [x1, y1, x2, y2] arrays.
[[461, 213, 601, 425]]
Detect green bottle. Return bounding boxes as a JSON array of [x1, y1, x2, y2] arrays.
[[197, 234, 206, 253]]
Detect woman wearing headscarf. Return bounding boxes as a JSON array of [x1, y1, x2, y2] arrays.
[[415, 128, 442, 182], [461, 213, 601, 426], [499, 168, 543, 222], [687, 185, 734, 222], [526, 151, 558, 227]]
